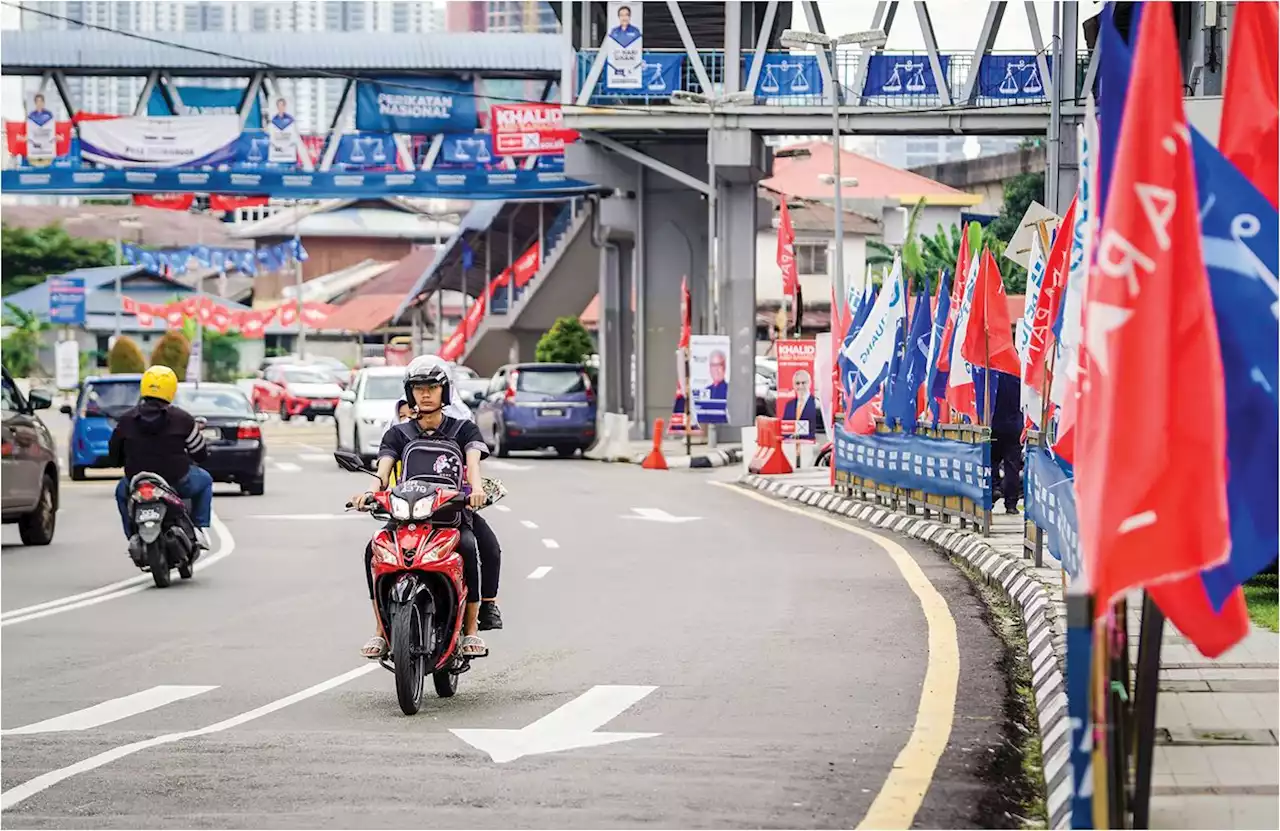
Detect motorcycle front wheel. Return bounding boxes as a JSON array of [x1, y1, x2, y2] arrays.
[[391, 604, 425, 715]]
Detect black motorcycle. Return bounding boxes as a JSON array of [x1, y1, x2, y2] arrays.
[[126, 472, 198, 588]]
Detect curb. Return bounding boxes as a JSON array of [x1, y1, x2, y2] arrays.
[[737, 473, 1071, 830], [587, 446, 743, 468]]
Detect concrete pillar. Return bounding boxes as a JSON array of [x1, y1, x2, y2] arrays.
[[718, 181, 758, 430], [1048, 1, 1081, 215]]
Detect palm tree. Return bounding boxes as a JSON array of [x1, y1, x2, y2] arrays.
[[2, 302, 51, 378]]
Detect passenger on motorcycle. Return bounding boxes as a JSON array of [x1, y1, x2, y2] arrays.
[[352, 357, 490, 659], [107, 365, 213, 549]]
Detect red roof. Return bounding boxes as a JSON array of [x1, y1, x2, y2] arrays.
[[322, 248, 438, 333], [763, 141, 980, 206]]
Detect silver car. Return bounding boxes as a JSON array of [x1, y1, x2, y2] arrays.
[[1, 368, 59, 545]]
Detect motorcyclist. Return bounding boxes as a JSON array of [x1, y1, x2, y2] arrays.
[[353, 357, 489, 660], [108, 365, 213, 550]]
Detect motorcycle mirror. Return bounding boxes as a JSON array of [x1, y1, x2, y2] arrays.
[[333, 450, 373, 474]]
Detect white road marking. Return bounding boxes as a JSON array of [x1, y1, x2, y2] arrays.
[[520, 520, 539, 529], [451, 685, 660, 763], [297, 444, 326, 453], [492, 504, 511, 513], [265, 455, 276, 463], [541, 538, 559, 549], [0, 665, 377, 811], [274, 462, 302, 473], [298, 453, 331, 463], [527, 566, 553, 580], [251, 513, 365, 521], [1, 686, 217, 736], [621, 508, 702, 523], [485, 460, 534, 471], [0, 512, 235, 628]]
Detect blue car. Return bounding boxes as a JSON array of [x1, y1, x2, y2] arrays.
[[476, 363, 596, 458], [61, 374, 141, 480]]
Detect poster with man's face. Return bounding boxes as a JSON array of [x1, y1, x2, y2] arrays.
[[777, 339, 820, 441], [603, 2, 644, 89], [266, 97, 300, 164], [689, 334, 730, 425], [25, 93, 56, 164]]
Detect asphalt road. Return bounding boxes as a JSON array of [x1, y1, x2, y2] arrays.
[[1, 419, 1017, 829]]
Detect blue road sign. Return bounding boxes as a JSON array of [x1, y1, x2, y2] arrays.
[[48, 276, 86, 325]]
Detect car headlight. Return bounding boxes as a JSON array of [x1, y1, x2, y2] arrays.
[[389, 496, 411, 520], [412, 498, 433, 520]]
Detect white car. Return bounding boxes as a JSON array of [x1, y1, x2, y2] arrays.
[[335, 366, 408, 462]]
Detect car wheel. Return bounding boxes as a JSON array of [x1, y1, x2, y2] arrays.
[[555, 445, 576, 458], [495, 427, 510, 458], [18, 472, 57, 546], [242, 477, 265, 496], [306, 414, 316, 422], [70, 463, 86, 481], [279, 403, 291, 422]]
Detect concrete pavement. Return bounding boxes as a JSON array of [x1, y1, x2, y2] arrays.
[[3, 439, 1030, 828]]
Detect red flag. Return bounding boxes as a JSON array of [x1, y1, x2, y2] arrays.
[[300, 302, 332, 328], [4, 120, 73, 159], [777, 197, 799, 299], [844, 393, 883, 435], [164, 302, 185, 330], [209, 304, 233, 334], [121, 296, 138, 314], [512, 243, 541, 288], [961, 249, 1020, 375], [196, 296, 215, 326], [71, 112, 121, 123], [1025, 196, 1077, 391], [490, 267, 512, 293], [135, 303, 156, 327], [439, 327, 466, 361], [462, 293, 487, 339], [132, 193, 194, 211], [936, 224, 972, 374], [209, 194, 270, 212], [181, 297, 200, 318], [679, 276, 692, 350], [1077, 4, 1235, 645], [278, 303, 299, 327], [1219, 0, 1278, 208], [239, 310, 268, 339]]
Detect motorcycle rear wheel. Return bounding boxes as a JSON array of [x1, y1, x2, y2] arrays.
[[391, 604, 425, 715], [147, 541, 171, 588]]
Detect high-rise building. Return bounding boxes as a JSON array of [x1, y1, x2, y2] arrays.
[[18, 1, 446, 131], [445, 1, 559, 34]]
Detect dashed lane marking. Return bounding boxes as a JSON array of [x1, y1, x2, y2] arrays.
[[541, 539, 559, 549], [527, 566, 552, 580]]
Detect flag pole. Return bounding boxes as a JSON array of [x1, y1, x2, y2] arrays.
[[1033, 219, 1057, 441]]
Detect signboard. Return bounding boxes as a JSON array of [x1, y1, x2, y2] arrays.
[[834, 427, 993, 508], [1003, 200, 1060, 270], [78, 115, 243, 168], [747, 54, 823, 98], [48, 277, 86, 325], [599, 53, 683, 96], [55, 339, 79, 391], [355, 76, 478, 134], [689, 334, 730, 425], [862, 55, 953, 97], [777, 339, 819, 441], [602, 2, 644, 89], [490, 104, 579, 157], [974, 55, 1050, 101], [147, 83, 264, 126]]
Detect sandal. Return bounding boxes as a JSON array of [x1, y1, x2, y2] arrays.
[[361, 636, 388, 659], [459, 634, 489, 658]]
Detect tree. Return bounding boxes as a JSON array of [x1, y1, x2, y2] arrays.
[[535, 316, 595, 365], [150, 331, 191, 381], [1, 223, 116, 296], [870, 217, 1026, 294], [107, 335, 147, 373], [1, 303, 50, 378], [987, 170, 1045, 253]]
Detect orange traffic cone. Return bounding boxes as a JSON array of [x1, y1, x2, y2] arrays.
[[641, 418, 668, 470]]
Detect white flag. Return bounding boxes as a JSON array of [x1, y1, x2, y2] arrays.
[[948, 254, 981, 391], [844, 256, 906, 401], [1019, 232, 1049, 423], [1051, 95, 1097, 408]]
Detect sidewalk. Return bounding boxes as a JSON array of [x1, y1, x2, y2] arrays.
[[586, 436, 742, 467], [738, 470, 1279, 831]]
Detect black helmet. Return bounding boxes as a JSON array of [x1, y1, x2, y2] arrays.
[[404, 357, 451, 406]]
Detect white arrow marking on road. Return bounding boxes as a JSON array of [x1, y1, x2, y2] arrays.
[[486, 460, 534, 471], [1, 686, 217, 736], [450, 685, 660, 763], [620, 508, 702, 523], [527, 566, 553, 579]]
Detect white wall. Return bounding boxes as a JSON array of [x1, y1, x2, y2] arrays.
[[757, 230, 868, 304]]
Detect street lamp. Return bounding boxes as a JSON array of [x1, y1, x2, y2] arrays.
[[114, 214, 142, 339], [779, 27, 886, 323]]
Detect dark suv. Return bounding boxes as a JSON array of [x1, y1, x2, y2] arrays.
[[1, 368, 59, 545]]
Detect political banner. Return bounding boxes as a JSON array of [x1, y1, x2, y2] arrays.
[[147, 84, 264, 126], [78, 115, 242, 168], [777, 339, 819, 441], [490, 103, 578, 156], [355, 77, 478, 134], [264, 97, 304, 164], [814, 332, 836, 438], [55, 339, 80, 390], [602, 2, 644, 89], [974, 55, 1050, 100], [862, 55, 953, 97], [747, 54, 823, 98], [1024, 446, 1080, 577], [689, 334, 730, 425], [441, 133, 495, 166], [670, 348, 699, 433], [599, 53, 683, 96], [15, 92, 73, 166], [333, 133, 397, 168], [834, 426, 992, 508], [48, 277, 86, 325]]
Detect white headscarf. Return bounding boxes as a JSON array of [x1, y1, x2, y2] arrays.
[[404, 354, 474, 422]]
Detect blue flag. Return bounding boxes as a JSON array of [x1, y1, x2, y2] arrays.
[[460, 238, 475, 271], [887, 287, 933, 431], [926, 271, 952, 415], [838, 283, 878, 410]]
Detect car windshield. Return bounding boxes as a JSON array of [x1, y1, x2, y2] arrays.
[[283, 369, 332, 384], [516, 369, 586, 395], [362, 376, 403, 400], [84, 381, 139, 416], [174, 388, 254, 417]]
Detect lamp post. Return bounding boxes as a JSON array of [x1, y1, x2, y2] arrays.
[[779, 28, 886, 321], [817, 172, 859, 311], [114, 214, 142, 340]]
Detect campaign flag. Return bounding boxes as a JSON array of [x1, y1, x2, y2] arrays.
[[512, 243, 540, 288], [841, 257, 906, 412], [1025, 196, 1077, 393], [602, 2, 645, 88], [163, 302, 185, 330], [888, 286, 933, 432], [132, 193, 195, 211], [1017, 232, 1048, 424], [278, 302, 298, 328], [439, 327, 466, 362], [1077, 4, 1235, 644], [1219, 0, 1278, 208], [935, 224, 973, 378], [777, 197, 799, 299], [924, 271, 952, 424], [961, 248, 1020, 378], [462, 293, 487, 340], [946, 253, 981, 422], [460, 238, 475, 271], [679, 275, 692, 350]]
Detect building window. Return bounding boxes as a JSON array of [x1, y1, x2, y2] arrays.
[[795, 242, 829, 275]]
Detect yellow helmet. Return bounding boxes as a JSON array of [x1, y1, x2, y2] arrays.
[[139, 365, 178, 403]]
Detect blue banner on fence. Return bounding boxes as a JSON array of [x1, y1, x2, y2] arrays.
[[48, 277, 86, 325], [747, 53, 823, 98], [834, 426, 992, 508], [1024, 446, 1081, 578], [862, 54, 953, 97], [441, 133, 496, 165], [334, 133, 398, 168], [355, 77, 477, 134], [974, 55, 1050, 100], [147, 84, 265, 127], [2, 167, 595, 200], [599, 53, 684, 96]]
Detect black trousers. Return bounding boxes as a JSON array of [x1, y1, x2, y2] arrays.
[[365, 522, 482, 603], [991, 430, 1023, 507]]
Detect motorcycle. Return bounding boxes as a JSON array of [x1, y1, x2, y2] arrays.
[[126, 471, 198, 588], [336, 449, 498, 715]]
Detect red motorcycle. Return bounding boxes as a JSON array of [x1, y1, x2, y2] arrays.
[[336, 450, 479, 714]]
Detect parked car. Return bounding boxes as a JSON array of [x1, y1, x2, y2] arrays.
[[453, 366, 489, 409], [475, 363, 597, 457], [335, 366, 407, 462], [173, 383, 267, 495], [62, 374, 142, 480], [755, 370, 777, 417], [252, 364, 344, 421], [2, 368, 59, 545]]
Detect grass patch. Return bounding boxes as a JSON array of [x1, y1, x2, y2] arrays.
[[1244, 571, 1278, 632]]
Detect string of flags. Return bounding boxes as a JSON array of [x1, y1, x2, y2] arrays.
[[120, 294, 333, 338], [121, 239, 308, 277]]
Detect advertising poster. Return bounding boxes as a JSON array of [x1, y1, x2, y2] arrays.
[[689, 334, 730, 425], [814, 333, 835, 438], [25, 92, 58, 165], [777, 339, 820, 441], [603, 3, 644, 89], [266, 97, 303, 164], [355, 77, 478, 134]]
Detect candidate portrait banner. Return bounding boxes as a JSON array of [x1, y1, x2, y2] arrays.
[[355, 77, 478, 134], [777, 339, 819, 442], [490, 103, 578, 157], [835, 426, 992, 508], [79, 115, 242, 168], [602, 2, 644, 89], [264, 97, 304, 164], [689, 334, 730, 425]]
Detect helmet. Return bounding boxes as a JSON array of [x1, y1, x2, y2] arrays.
[[139, 365, 178, 403], [403, 355, 451, 408]]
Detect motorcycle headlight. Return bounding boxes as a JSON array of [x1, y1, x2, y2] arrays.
[[412, 498, 433, 520], [389, 496, 411, 520]]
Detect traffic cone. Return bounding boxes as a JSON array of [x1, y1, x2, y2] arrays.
[[641, 418, 668, 470]]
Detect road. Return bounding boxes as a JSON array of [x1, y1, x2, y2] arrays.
[[1, 418, 1021, 829]]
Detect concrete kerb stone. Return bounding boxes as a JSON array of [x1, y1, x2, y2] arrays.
[[736, 473, 1071, 831]]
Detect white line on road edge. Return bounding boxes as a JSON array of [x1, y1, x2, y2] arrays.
[[0, 513, 236, 628], [527, 566, 552, 580], [541, 538, 559, 549], [0, 665, 376, 811], [274, 462, 302, 472], [492, 504, 511, 513], [712, 482, 960, 831], [520, 520, 539, 529], [1, 686, 217, 736]]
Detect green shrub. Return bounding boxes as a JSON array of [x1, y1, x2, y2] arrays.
[[107, 335, 147, 374], [535, 316, 595, 365], [149, 331, 191, 381]]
